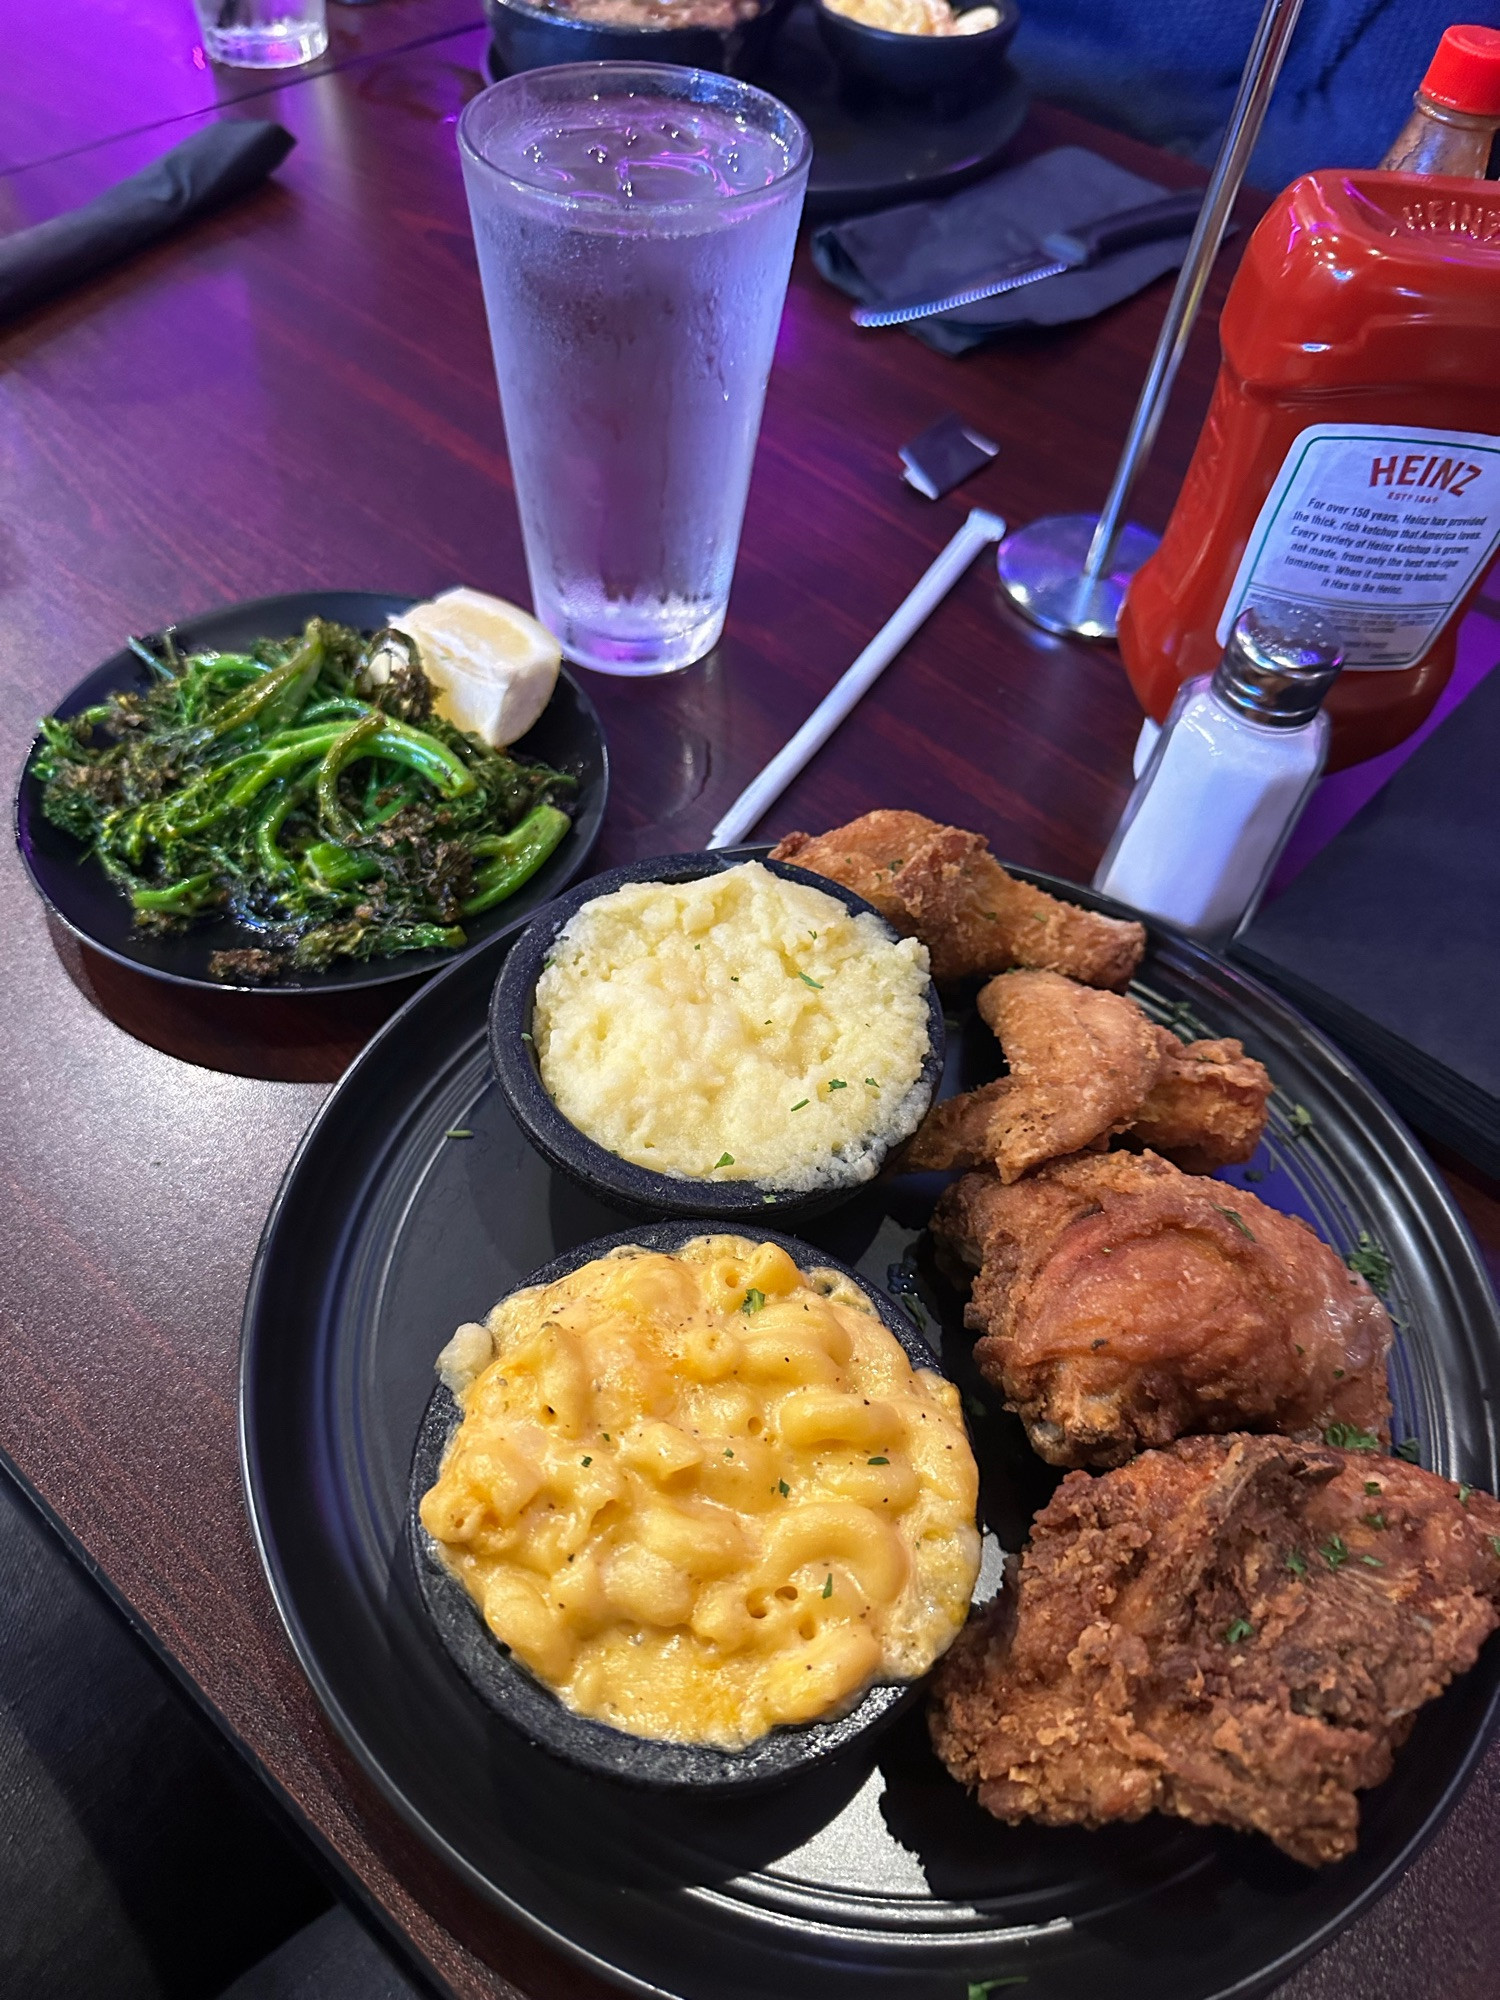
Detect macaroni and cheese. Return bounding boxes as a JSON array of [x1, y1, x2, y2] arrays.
[[531, 863, 934, 1192], [419, 1237, 981, 1748]]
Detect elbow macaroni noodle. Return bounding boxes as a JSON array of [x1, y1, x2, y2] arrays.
[[419, 1237, 981, 1748]]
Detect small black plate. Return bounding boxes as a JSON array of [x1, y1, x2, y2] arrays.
[[241, 858, 1500, 2000], [482, 11, 1029, 221], [14, 591, 609, 996], [410, 1218, 942, 1790]]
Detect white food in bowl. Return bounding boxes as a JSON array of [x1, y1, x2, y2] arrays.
[[532, 862, 934, 1192]]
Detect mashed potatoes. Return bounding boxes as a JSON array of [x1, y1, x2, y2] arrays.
[[532, 863, 933, 1192], [420, 1237, 981, 1747]]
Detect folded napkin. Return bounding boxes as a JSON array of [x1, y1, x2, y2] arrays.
[[1235, 648, 1500, 1178], [812, 144, 1193, 355], [0, 121, 296, 325]]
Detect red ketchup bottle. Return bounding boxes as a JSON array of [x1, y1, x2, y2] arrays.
[[1118, 25, 1500, 772]]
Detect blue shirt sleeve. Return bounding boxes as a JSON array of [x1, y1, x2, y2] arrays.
[[1009, 0, 1500, 190]]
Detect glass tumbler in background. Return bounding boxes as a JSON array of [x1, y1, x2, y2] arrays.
[[192, 0, 328, 68], [458, 65, 811, 676]]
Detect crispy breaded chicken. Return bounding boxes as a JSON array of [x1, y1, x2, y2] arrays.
[[929, 1436, 1500, 1866], [901, 975, 1271, 1180], [1130, 1028, 1274, 1172], [903, 971, 1166, 1181], [932, 1151, 1392, 1468], [772, 811, 1144, 989]]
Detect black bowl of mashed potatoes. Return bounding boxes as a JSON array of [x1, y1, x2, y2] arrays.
[[410, 1221, 981, 1788], [488, 851, 945, 1224]]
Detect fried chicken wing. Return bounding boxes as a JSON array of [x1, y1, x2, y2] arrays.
[[901, 974, 1270, 1180], [1130, 1028, 1274, 1172], [929, 1435, 1500, 1866], [903, 971, 1166, 1180], [932, 1151, 1392, 1467], [772, 811, 1144, 988]]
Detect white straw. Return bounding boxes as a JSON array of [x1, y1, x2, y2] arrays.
[[706, 508, 1006, 850]]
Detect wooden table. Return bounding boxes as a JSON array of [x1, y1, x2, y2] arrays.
[[2, 14, 1497, 1997]]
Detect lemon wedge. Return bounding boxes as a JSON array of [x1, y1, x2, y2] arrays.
[[391, 587, 560, 749]]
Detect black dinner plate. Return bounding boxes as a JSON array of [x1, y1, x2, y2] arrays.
[[241, 856, 1500, 2000], [14, 591, 609, 996], [482, 12, 1030, 222]]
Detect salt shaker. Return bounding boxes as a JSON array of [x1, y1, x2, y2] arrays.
[[1093, 603, 1344, 946]]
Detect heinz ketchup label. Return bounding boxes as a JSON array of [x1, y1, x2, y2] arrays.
[[1217, 422, 1500, 671]]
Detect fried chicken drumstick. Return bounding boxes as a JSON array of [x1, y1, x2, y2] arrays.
[[930, 1435, 1500, 1866], [933, 1151, 1392, 1468], [772, 811, 1144, 988], [902, 971, 1271, 1179]]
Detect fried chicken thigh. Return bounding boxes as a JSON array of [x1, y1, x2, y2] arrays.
[[933, 1152, 1392, 1467], [903, 974, 1271, 1180], [772, 811, 1144, 988], [929, 1435, 1500, 1865]]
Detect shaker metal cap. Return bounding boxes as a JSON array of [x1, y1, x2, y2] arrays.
[[1213, 602, 1344, 728]]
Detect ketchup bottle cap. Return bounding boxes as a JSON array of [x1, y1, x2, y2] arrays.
[[1420, 23, 1500, 117]]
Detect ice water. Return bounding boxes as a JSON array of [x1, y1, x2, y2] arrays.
[[193, 0, 327, 68], [460, 75, 809, 675]]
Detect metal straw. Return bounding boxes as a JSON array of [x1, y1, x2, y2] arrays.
[[995, 0, 1309, 641]]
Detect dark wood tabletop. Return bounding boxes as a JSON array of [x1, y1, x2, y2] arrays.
[[2, 14, 1497, 1998]]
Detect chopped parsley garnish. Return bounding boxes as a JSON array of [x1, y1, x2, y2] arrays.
[[1362, 1512, 1386, 1530], [868, 1456, 890, 1466], [827, 1078, 847, 1090], [790, 1099, 809, 1112], [1364, 1481, 1382, 1495], [1212, 1204, 1255, 1240], [730, 975, 739, 982], [741, 1288, 766, 1315], [1346, 1232, 1393, 1292], [822, 1573, 833, 1599], [581, 1455, 592, 1467], [444, 1128, 473, 1139], [1460, 1484, 1473, 1507], [1288, 1102, 1315, 1138], [1489, 1536, 1500, 1561], [1285, 1550, 1308, 1576], [797, 971, 823, 989], [713, 1152, 735, 1169], [1333, 1367, 1345, 1379], [724, 1449, 734, 1459], [1320, 1534, 1349, 1570], [1360, 1554, 1384, 1568], [1394, 1437, 1422, 1463], [1225, 1619, 1254, 1645], [808, 930, 818, 940], [967, 1983, 1027, 1998], [1324, 1423, 1380, 1451], [865, 1077, 879, 1089], [778, 1479, 790, 1497]]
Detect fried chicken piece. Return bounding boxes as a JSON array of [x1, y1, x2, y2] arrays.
[[930, 1435, 1500, 1866], [1129, 1027, 1273, 1172], [932, 1151, 1392, 1467], [772, 811, 1144, 989], [903, 970, 1167, 1181]]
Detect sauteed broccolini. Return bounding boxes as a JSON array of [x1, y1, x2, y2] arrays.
[[34, 617, 575, 981]]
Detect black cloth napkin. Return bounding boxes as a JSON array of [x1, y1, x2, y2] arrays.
[[0, 120, 295, 325], [812, 144, 1192, 355], [1235, 658, 1500, 1179]]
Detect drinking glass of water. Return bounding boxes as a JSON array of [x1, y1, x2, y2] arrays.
[[192, 0, 328, 67], [458, 65, 811, 676]]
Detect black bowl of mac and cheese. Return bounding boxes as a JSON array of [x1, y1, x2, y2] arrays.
[[488, 851, 946, 1225], [409, 1221, 981, 1790]]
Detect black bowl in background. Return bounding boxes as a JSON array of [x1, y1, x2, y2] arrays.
[[482, 0, 788, 77], [487, 850, 946, 1224], [813, 0, 1017, 105], [408, 1218, 960, 1789]]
